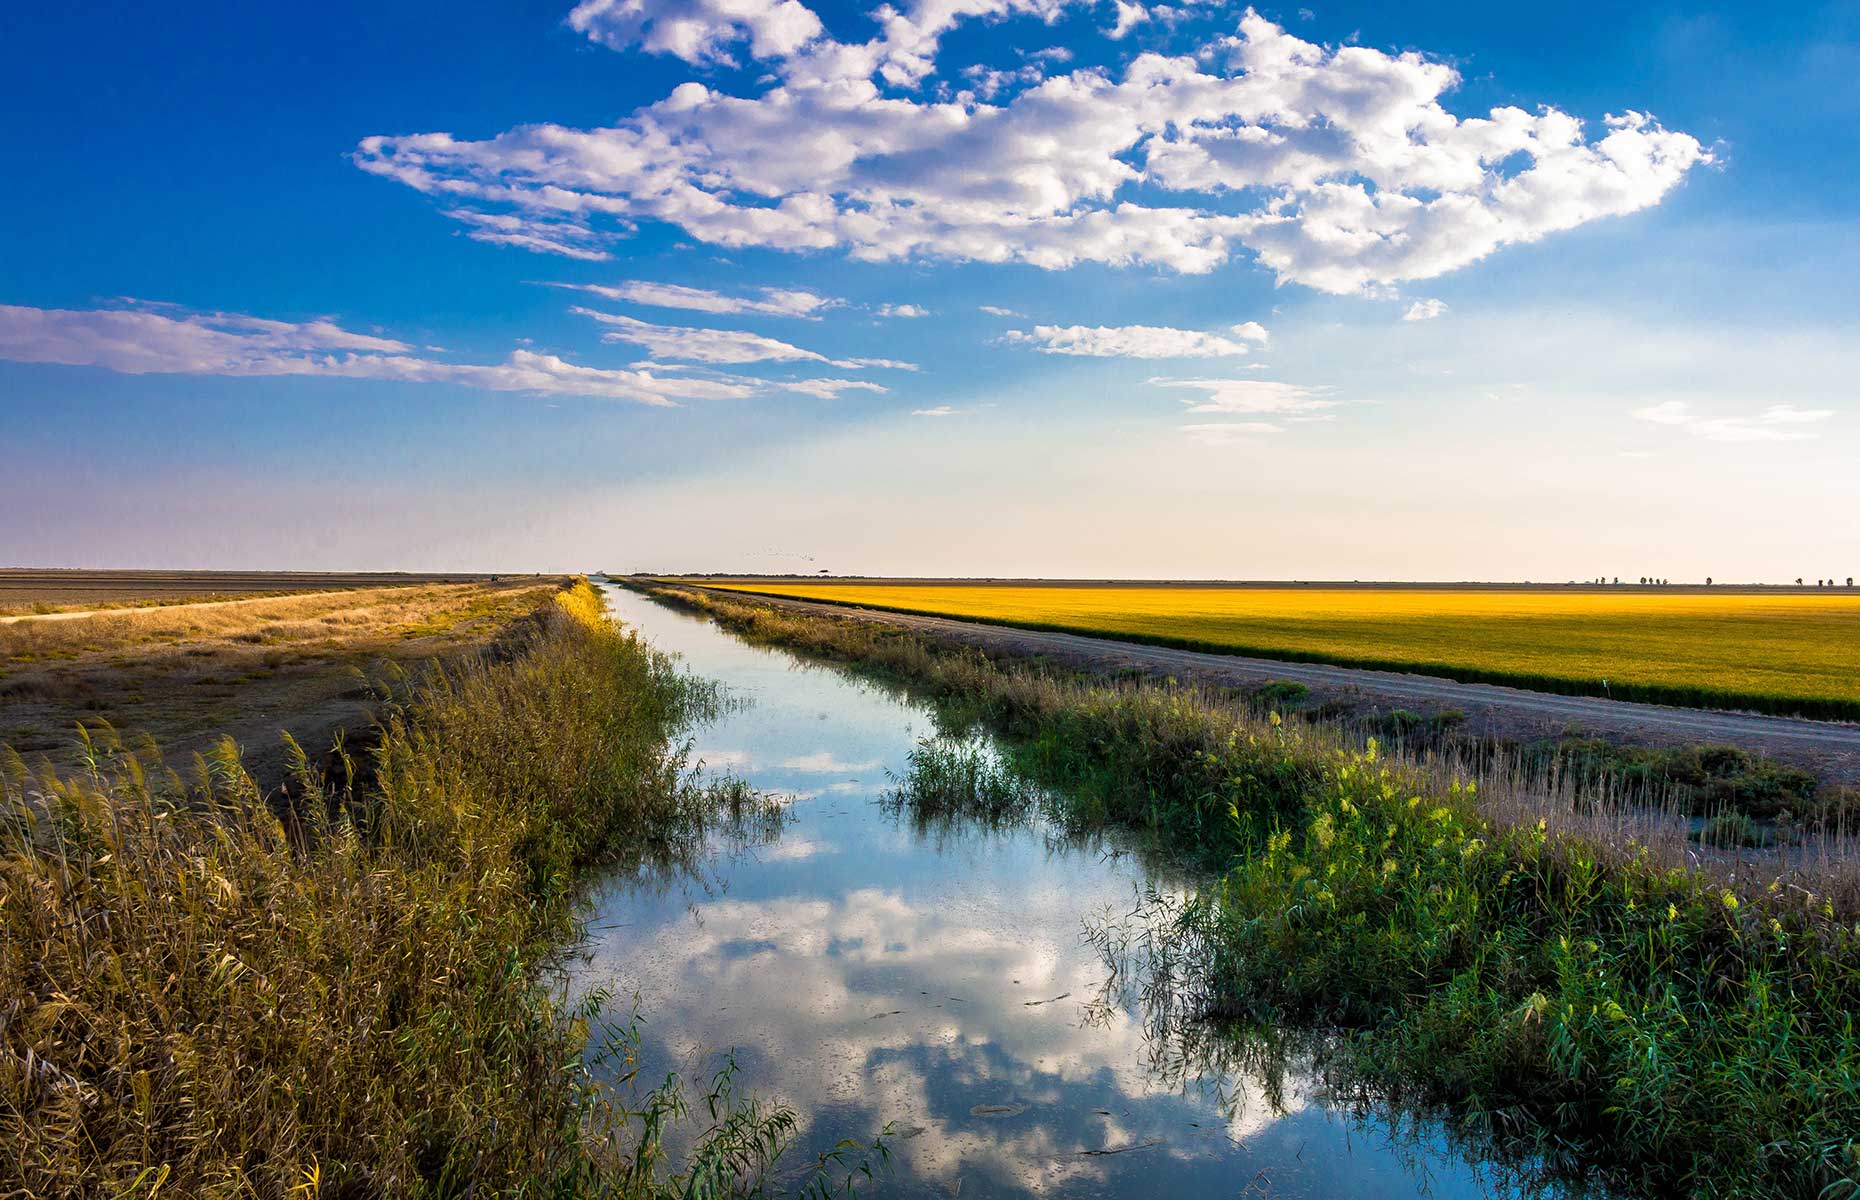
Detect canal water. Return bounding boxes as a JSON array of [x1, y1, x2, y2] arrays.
[[575, 582, 1540, 1199]]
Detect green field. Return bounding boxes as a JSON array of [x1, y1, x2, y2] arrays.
[[692, 581, 1860, 719]]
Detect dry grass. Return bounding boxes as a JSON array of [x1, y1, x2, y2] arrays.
[[0, 580, 566, 783], [693, 580, 1860, 718], [0, 569, 502, 616]]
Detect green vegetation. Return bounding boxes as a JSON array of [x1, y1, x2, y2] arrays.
[[644, 582, 1860, 1197], [693, 580, 1860, 720], [0, 581, 879, 1197]]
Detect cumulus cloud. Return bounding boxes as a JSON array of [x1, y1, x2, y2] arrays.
[[1633, 400, 1835, 444], [560, 280, 836, 317], [876, 302, 930, 317], [1001, 321, 1267, 357], [0, 301, 749, 406], [1107, 0, 1148, 39], [1151, 377, 1336, 414], [1402, 298, 1447, 321], [568, 0, 826, 65], [357, 10, 1706, 292]]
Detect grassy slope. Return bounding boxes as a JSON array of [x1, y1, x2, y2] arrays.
[[652, 583, 1860, 1198], [0, 581, 808, 1197], [690, 582, 1860, 721]]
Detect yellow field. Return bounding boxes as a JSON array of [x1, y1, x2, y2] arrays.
[[689, 582, 1860, 718]]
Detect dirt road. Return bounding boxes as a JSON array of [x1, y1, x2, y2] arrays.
[[703, 588, 1860, 784]]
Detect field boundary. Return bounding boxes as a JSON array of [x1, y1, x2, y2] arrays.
[[677, 581, 1860, 723]]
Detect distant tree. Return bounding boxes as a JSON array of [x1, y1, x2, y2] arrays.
[[1797, 578, 1805, 586], [1849, 577, 1855, 587], [1640, 576, 1647, 585], [1706, 577, 1713, 586]]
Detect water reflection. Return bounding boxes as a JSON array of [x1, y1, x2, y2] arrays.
[[576, 583, 1541, 1199]]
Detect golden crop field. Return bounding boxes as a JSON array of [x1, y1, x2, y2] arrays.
[[690, 582, 1860, 718]]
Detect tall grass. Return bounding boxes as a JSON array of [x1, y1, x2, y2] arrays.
[[0, 580, 854, 1197], [643, 581, 1860, 1197]]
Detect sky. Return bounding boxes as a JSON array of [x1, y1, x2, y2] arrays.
[[2, 0, 1857, 580]]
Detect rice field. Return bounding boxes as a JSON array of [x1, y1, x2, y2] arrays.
[[687, 581, 1860, 719]]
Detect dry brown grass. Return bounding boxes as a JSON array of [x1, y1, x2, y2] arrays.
[[0, 580, 567, 783], [0, 568, 501, 616]]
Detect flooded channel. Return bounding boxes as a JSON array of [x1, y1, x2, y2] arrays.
[[575, 582, 1549, 1199]]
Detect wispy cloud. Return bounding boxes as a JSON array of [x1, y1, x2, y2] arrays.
[[0, 301, 747, 406], [443, 209, 616, 260], [780, 751, 881, 774], [1180, 422, 1285, 445], [876, 303, 929, 318], [1151, 377, 1337, 415], [911, 405, 959, 417], [783, 378, 889, 399], [558, 280, 836, 317], [1402, 298, 1448, 322], [1001, 322, 1268, 358], [1633, 400, 1835, 443], [979, 305, 1025, 318], [573, 307, 913, 369]]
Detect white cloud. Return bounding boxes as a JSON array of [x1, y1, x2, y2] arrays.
[[576, 308, 830, 363], [1001, 321, 1267, 358], [783, 378, 890, 398], [1180, 421, 1284, 444], [568, 0, 826, 66], [572, 307, 911, 369], [1402, 298, 1448, 322], [876, 303, 930, 318], [443, 209, 616, 260], [358, 11, 1706, 292], [560, 280, 836, 317], [780, 750, 882, 773], [1632, 400, 1693, 425], [961, 62, 1047, 101], [912, 405, 959, 416], [840, 356, 921, 370], [978, 305, 1025, 318], [1107, 0, 1148, 39], [1633, 400, 1835, 443], [1151, 377, 1336, 415], [0, 301, 750, 406]]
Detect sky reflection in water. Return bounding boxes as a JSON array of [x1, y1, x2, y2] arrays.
[[576, 585, 1533, 1199]]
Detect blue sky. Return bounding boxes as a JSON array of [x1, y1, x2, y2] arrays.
[[2, 1, 1856, 578]]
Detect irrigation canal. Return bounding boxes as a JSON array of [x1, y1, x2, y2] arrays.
[[576, 581, 1560, 1199]]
